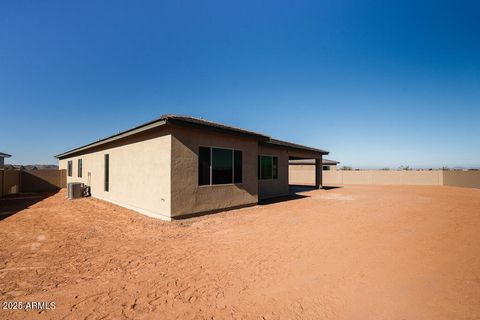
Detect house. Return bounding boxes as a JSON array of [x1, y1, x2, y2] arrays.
[[55, 115, 329, 220], [288, 158, 340, 186], [0, 152, 11, 169]]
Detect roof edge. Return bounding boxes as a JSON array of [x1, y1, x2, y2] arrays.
[[55, 114, 270, 159], [55, 114, 329, 159], [55, 119, 167, 159], [262, 138, 329, 155]]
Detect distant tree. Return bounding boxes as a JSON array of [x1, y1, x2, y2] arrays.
[[380, 167, 390, 171], [399, 165, 411, 171], [441, 166, 449, 171], [340, 166, 352, 171]]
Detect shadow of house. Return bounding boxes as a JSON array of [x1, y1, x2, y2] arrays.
[[258, 193, 310, 205], [259, 185, 343, 205], [20, 170, 63, 192], [0, 170, 65, 219], [0, 192, 57, 220], [321, 186, 343, 190]]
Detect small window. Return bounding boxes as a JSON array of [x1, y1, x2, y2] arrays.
[[323, 165, 330, 171], [104, 154, 109, 192], [67, 161, 72, 177], [78, 159, 83, 177], [198, 147, 242, 186], [259, 155, 278, 180]]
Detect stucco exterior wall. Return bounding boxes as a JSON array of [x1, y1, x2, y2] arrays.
[[59, 129, 172, 220], [170, 126, 259, 218], [257, 145, 290, 199]]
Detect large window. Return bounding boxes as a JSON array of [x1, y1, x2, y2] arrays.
[[78, 159, 83, 177], [104, 154, 109, 192], [259, 155, 278, 180], [67, 161, 72, 177], [199, 147, 242, 186]]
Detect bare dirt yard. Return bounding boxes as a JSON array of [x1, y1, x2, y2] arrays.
[[1, 185, 480, 319]]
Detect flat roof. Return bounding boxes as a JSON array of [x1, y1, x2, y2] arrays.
[[56, 115, 328, 158], [0, 152, 11, 158]]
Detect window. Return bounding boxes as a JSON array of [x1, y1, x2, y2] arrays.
[[78, 159, 83, 177], [198, 147, 243, 186], [259, 155, 278, 180], [212, 148, 233, 184], [67, 161, 72, 177], [104, 154, 109, 192], [261, 156, 272, 179], [323, 165, 330, 171]]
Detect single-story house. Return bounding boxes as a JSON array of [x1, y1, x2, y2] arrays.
[[289, 158, 340, 186], [56, 115, 329, 220], [0, 152, 11, 169]]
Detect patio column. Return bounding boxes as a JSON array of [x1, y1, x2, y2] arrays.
[[315, 157, 322, 189]]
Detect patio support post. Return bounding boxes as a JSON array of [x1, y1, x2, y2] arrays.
[[315, 157, 322, 189]]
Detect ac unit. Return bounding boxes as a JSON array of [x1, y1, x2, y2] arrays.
[[67, 182, 83, 199]]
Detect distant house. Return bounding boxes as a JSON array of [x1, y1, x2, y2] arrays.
[[289, 158, 340, 186], [0, 152, 11, 169], [56, 115, 329, 220]]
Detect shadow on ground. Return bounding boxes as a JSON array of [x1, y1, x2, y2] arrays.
[[259, 193, 310, 205], [260, 185, 344, 205], [322, 186, 343, 190], [0, 192, 57, 220]]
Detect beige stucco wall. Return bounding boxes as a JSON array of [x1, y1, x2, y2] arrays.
[[59, 129, 172, 220], [170, 126, 259, 218], [21, 170, 66, 192], [289, 165, 316, 186], [0, 170, 21, 195], [323, 170, 443, 186], [443, 171, 480, 189], [291, 167, 480, 189]]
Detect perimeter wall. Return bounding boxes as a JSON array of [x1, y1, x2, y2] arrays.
[[290, 166, 480, 189], [0, 169, 66, 196]]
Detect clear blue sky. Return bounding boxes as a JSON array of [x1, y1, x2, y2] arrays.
[[1, 0, 479, 168]]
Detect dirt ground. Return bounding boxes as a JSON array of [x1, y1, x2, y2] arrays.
[[1, 185, 479, 320]]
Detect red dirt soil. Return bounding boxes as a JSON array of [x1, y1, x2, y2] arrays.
[[1, 185, 480, 319]]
